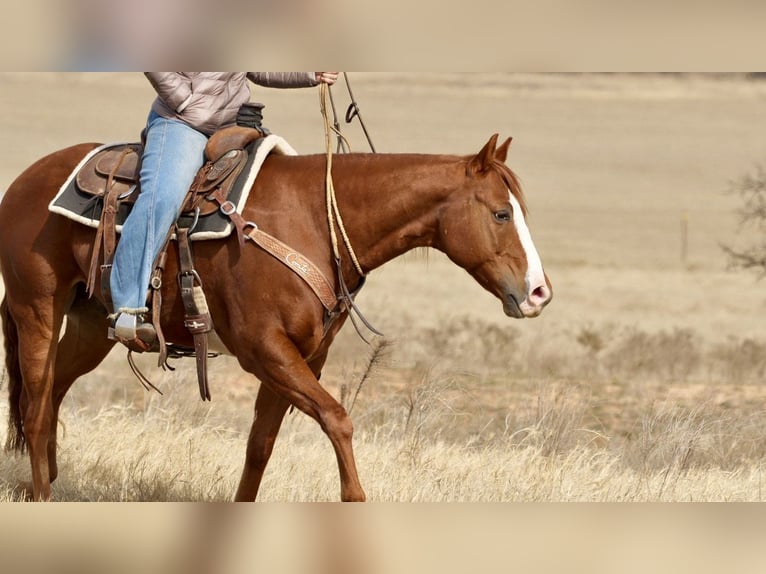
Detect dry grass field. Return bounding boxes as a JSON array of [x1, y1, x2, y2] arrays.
[[1, 73, 766, 501]]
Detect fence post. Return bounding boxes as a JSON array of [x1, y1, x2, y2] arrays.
[[680, 211, 689, 267]]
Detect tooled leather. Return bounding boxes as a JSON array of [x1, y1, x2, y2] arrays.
[[246, 227, 338, 311]]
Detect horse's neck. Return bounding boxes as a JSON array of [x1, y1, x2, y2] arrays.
[[333, 154, 462, 272]]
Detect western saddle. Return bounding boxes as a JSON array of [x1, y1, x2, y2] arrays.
[[77, 126, 265, 210], [79, 124, 267, 401]]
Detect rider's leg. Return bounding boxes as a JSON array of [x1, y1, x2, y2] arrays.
[[111, 110, 207, 340]]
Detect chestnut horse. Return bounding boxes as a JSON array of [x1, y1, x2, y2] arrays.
[[0, 134, 552, 501]]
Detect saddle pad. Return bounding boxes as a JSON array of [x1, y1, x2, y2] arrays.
[[48, 134, 298, 241]]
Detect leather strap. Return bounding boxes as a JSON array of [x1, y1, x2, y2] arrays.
[[99, 183, 121, 311], [208, 187, 248, 246], [185, 311, 211, 400], [150, 247, 168, 368], [86, 214, 105, 297], [208, 186, 338, 311], [207, 183, 338, 311], [86, 147, 130, 311], [177, 226, 213, 401], [245, 226, 338, 311]]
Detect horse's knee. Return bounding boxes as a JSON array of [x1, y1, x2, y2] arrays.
[[320, 406, 354, 443]]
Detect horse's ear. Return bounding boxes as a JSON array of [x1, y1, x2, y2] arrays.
[[468, 134, 499, 175], [494, 137, 512, 164]]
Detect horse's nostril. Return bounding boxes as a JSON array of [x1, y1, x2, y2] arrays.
[[530, 285, 550, 305]]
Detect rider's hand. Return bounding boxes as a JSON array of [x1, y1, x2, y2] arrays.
[[316, 72, 340, 85]]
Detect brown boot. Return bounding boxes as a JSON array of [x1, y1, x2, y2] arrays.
[[111, 313, 158, 353]]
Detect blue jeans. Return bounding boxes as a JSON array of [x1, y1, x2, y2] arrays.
[[111, 111, 208, 314]]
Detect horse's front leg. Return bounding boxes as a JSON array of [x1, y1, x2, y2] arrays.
[[235, 355, 329, 502], [241, 338, 366, 502]]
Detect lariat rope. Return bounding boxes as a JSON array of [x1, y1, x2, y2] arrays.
[[319, 82, 365, 277]]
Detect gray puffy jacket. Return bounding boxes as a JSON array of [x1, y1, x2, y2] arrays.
[[145, 72, 319, 136]]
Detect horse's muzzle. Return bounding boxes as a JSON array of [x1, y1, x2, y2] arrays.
[[503, 282, 552, 319], [502, 293, 524, 318], [518, 282, 552, 318]]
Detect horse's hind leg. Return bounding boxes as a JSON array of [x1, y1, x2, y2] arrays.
[[7, 293, 67, 500], [234, 383, 291, 502], [47, 290, 115, 484]]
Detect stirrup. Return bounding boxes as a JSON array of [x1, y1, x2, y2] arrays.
[[110, 313, 158, 353]]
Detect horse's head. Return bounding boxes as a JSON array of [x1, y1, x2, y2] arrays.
[[437, 134, 552, 318]]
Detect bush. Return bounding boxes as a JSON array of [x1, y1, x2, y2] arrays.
[[724, 165, 766, 276]]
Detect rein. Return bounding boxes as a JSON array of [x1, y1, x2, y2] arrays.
[[319, 82, 365, 277], [343, 73, 377, 153], [319, 81, 383, 342], [327, 86, 350, 154], [326, 73, 377, 154]]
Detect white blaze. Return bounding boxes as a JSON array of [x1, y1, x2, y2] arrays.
[[508, 191, 546, 301]]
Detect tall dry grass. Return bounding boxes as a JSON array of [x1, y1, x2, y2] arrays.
[[3, 314, 766, 501], [2, 392, 764, 502]]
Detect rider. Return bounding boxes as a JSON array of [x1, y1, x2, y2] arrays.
[[111, 72, 340, 346]]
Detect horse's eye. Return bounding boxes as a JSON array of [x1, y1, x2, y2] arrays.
[[493, 209, 511, 223]]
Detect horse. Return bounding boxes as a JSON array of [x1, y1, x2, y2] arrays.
[[0, 133, 552, 501]]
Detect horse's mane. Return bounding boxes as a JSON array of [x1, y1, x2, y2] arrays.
[[491, 161, 528, 216]]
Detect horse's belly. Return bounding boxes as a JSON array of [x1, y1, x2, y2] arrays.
[[208, 329, 234, 356]]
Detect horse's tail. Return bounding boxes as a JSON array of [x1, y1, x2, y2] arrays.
[[1, 297, 25, 453]]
